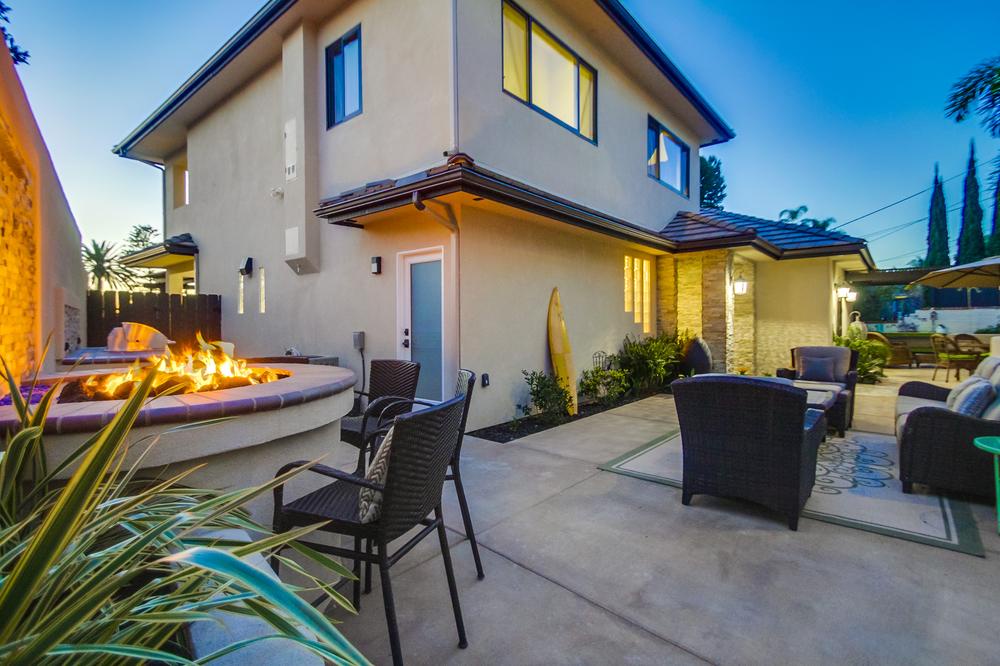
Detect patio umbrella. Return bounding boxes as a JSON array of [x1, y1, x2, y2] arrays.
[[908, 255, 1000, 289]]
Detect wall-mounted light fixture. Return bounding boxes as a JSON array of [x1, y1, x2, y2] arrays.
[[239, 257, 254, 278], [846, 290, 858, 303], [371, 256, 382, 275], [732, 272, 749, 296], [836, 284, 850, 299]]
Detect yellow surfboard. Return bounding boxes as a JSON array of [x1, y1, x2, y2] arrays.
[[547, 287, 578, 415]]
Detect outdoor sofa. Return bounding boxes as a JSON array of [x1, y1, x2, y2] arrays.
[[672, 375, 827, 530], [896, 356, 1000, 498]]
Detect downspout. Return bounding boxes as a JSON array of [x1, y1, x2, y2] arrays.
[[450, 0, 460, 153]]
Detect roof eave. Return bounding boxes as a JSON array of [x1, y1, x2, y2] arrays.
[[112, 0, 297, 161], [594, 0, 735, 146]]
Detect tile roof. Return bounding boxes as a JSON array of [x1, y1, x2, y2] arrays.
[[664, 209, 868, 254]]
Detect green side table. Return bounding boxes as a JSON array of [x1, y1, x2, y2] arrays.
[[973, 436, 1000, 534]]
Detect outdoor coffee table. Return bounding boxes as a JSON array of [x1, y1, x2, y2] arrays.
[[972, 436, 1000, 534]]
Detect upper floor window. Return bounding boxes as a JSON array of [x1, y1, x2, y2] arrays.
[[502, 1, 596, 142], [647, 116, 689, 196], [326, 26, 361, 128]]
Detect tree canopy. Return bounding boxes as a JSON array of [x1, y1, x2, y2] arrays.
[[699, 155, 726, 210], [925, 164, 951, 267], [989, 167, 1000, 257], [955, 142, 986, 264], [778, 205, 835, 230], [947, 55, 1000, 138], [0, 2, 28, 65]]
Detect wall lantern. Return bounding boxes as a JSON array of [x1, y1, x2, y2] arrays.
[[836, 284, 850, 299], [732, 273, 749, 296], [238, 257, 254, 278], [371, 256, 382, 275], [846, 290, 858, 303]]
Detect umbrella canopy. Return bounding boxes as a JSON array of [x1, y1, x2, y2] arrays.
[[909, 256, 1000, 289]]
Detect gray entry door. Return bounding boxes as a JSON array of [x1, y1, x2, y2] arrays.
[[408, 259, 442, 401]]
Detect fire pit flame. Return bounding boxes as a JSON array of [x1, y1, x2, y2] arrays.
[[59, 347, 289, 403]]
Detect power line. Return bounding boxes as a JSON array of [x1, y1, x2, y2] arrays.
[[864, 203, 966, 242], [831, 164, 978, 231], [879, 246, 925, 263]]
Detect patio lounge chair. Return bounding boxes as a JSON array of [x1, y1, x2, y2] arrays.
[[776, 346, 858, 436], [341, 359, 420, 473], [671, 375, 827, 530], [896, 358, 1000, 498], [930, 334, 980, 382], [867, 331, 913, 368], [271, 396, 469, 666]]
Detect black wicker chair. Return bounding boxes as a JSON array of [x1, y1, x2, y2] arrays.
[[672, 375, 827, 530], [358, 370, 485, 582], [341, 359, 420, 473], [272, 396, 468, 666], [776, 346, 859, 436], [896, 380, 997, 498]]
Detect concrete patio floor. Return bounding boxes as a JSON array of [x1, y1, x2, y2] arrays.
[[334, 376, 1000, 665]]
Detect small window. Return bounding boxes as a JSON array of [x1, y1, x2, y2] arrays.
[[172, 163, 188, 209], [326, 27, 362, 128], [501, 1, 596, 142], [624, 254, 653, 333], [647, 116, 689, 196]]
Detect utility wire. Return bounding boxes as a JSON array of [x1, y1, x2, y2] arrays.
[[831, 164, 979, 231]]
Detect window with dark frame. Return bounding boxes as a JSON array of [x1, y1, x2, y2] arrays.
[[326, 26, 362, 128], [647, 115, 689, 197], [502, 1, 596, 143]]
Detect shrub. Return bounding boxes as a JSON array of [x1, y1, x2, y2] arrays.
[[579, 366, 629, 406], [0, 356, 367, 664], [616, 331, 690, 393], [834, 334, 890, 384], [519, 370, 572, 423], [975, 324, 1000, 334]]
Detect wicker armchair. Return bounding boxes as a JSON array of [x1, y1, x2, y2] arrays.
[[867, 331, 913, 368], [341, 359, 420, 473], [272, 396, 469, 666], [896, 381, 997, 498], [776, 346, 858, 436], [930, 334, 979, 382], [671, 375, 827, 530]]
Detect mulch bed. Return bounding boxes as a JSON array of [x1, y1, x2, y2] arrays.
[[468, 391, 665, 443]]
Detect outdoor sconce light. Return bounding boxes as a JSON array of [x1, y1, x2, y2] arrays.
[[732, 273, 749, 296], [238, 257, 254, 277], [371, 256, 382, 275], [846, 290, 858, 303], [836, 284, 851, 299]]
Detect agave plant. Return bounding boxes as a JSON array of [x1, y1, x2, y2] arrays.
[[0, 356, 369, 664]]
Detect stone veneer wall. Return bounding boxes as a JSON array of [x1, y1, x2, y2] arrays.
[[662, 249, 729, 372], [0, 110, 35, 380], [727, 255, 756, 373]]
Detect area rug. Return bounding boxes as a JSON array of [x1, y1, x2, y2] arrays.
[[600, 429, 984, 556]]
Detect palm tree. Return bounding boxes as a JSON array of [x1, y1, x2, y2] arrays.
[[81, 240, 135, 291], [779, 205, 809, 222], [946, 56, 1000, 138]]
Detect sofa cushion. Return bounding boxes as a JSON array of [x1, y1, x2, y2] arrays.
[[793, 379, 846, 394], [975, 356, 1000, 379], [951, 378, 995, 417], [798, 356, 836, 383], [946, 376, 984, 409], [793, 346, 851, 382], [982, 395, 1000, 421], [895, 395, 943, 420]]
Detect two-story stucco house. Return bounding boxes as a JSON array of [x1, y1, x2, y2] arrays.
[[114, 0, 873, 428]]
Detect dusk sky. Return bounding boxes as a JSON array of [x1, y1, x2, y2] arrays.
[[9, 0, 1000, 267]]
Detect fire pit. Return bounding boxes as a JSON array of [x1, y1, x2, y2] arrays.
[[58, 348, 290, 402], [0, 360, 357, 524]]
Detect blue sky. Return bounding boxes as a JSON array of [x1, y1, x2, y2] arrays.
[[10, 0, 1000, 266]]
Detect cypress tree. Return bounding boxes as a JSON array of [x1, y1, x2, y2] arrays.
[[987, 164, 1000, 257], [955, 141, 985, 264], [925, 165, 950, 267]]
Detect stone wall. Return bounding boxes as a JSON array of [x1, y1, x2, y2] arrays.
[[727, 255, 756, 373], [662, 249, 729, 371], [0, 110, 35, 380], [656, 254, 676, 334]]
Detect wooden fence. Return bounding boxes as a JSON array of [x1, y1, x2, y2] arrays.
[[86, 291, 222, 350]]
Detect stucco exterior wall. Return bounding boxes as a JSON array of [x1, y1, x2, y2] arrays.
[[0, 48, 85, 379], [456, 0, 700, 231], [755, 257, 835, 374], [458, 204, 655, 429], [316, 0, 453, 200]]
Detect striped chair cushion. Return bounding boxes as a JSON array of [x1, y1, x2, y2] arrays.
[[359, 426, 394, 523], [946, 376, 984, 409], [950, 378, 995, 417], [975, 356, 1000, 379]]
